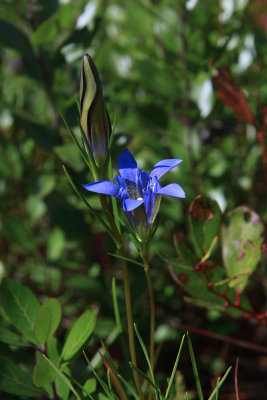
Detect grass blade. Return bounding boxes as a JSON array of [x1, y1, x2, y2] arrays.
[[134, 324, 155, 386], [186, 333, 204, 400], [117, 374, 139, 400], [207, 366, 232, 400], [83, 352, 119, 400], [133, 324, 162, 400], [129, 362, 159, 395], [164, 334, 185, 400]]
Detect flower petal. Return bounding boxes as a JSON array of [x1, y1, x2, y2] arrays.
[[150, 159, 183, 180], [157, 183, 186, 198], [123, 198, 144, 212], [118, 149, 137, 170], [83, 180, 119, 196]]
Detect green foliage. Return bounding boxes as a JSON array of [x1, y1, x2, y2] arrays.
[[0, 278, 40, 344], [34, 298, 62, 344], [222, 206, 264, 291], [0, 0, 266, 398], [0, 355, 40, 397], [33, 356, 57, 388], [61, 309, 97, 362], [189, 195, 221, 258]]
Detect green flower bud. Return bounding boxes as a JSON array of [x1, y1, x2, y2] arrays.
[[80, 54, 111, 166]]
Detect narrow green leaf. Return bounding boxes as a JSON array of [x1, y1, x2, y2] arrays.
[[55, 366, 71, 400], [79, 124, 98, 179], [0, 355, 39, 397], [0, 278, 40, 344], [61, 112, 92, 172], [108, 112, 117, 152], [33, 357, 57, 387], [109, 253, 145, 269], [164, 335, 185, 400], [120, 213, 141, 248], [134, 323, 156, 388], [117, 374, 139, 400], [129, 362, 159, 394], [34, 298, 62, 344], [208, 367, 232, 400], [0, 327, 29, 347], [42, 355, 81, 400], [63, 165, 120, 247], [63, 371, 94, 400], [83, 352, 118, 400], [186, 333, 204, 400], [62, 309, 97, 361], [112, 278, 123, 334]]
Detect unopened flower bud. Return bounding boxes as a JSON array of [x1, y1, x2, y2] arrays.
[[80, 54, 111, 166]]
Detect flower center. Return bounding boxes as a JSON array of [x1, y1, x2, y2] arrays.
[[125, 179, 143, 200]]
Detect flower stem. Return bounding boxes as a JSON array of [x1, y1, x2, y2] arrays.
[[99, 195, 143, 398], [141, 249, 155, 400], [145, 267, 155, 373], [120, 247, 143, 400]]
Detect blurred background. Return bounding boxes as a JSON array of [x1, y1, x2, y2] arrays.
[[0, 0, 267, 398]]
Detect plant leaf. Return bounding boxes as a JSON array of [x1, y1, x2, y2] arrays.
[[164, 335, 185, 400], [221, 206, 263, 291], [34, 298, 62, 344], [187, 333, 204, 400], [62, 309, 97, 361], [42, 355, 82, 400], [189, 195, 221, 258], [0, 355, 39, 397], [33, 357, 57, 387], [0, 278, 40, 344], [0, 327, 29, 347]]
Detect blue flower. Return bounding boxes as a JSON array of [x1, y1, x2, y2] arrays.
[[83, 149, 185, 230]]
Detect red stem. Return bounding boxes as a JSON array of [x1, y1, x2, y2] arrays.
[[202, 270, 267, 324], [235, 358, 241, 400], [177, 323, 267, 354]]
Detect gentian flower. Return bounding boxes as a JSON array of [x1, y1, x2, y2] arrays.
[[83, 149, 185, 238], [80, 54, 111, 167]]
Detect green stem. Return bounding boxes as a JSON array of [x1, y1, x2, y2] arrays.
[[120, 247, 143, 400], [99, 195, 143, 398], [141, 248, 155, 400], [99, 195, 121, 247], [144, 267, 155, 374]]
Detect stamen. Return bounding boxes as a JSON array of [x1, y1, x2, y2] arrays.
[[125, 179, 142, 200]]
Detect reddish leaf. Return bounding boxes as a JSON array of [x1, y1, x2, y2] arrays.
[[212, 67, 255, 126]]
